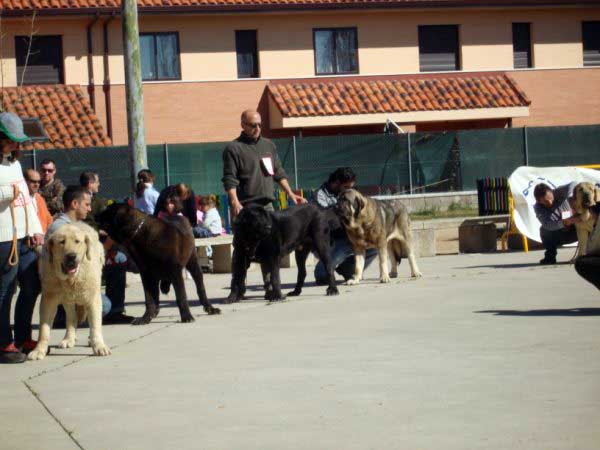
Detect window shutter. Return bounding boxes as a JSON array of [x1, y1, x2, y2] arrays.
[[418, 25, 459, 72], [512, 23, 532, 69], [583, 22, 600, 67], [16, 36, 63, 85]]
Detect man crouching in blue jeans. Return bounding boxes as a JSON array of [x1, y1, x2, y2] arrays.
[[533, 182, 581, 265], [312, 167, 377, 284]]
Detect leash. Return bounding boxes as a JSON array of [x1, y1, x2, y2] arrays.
[[8, 185, 31, 266]]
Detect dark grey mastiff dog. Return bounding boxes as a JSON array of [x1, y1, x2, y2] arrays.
[[228, 203, 339, 302], [336, 189, 422, 284]]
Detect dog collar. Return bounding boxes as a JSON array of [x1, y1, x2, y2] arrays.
[[131, 218, 146, 238]]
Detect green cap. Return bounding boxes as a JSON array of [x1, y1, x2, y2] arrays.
[[0, 112, 30, 143]]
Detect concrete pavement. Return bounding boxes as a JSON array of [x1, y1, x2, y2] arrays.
[[2, 248, 600, 450]]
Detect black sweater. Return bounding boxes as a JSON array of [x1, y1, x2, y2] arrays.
[[222, 133, 287, 205]]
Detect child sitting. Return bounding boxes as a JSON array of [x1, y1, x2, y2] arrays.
[[194, 195, 223, 238]]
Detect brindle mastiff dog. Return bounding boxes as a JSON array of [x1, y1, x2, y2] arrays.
[[336, 189, 422, 284], [96, 203, 220, 325]]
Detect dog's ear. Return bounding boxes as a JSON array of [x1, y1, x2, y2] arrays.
[[354, 194, 365, 218], [47, 237, 55, 264], [84, 234, 92, 261], [573, 185, 582, 211]]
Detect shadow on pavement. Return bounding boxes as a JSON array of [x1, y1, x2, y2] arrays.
[[460, 262, 571, 269], [476, 308, 600, 317]]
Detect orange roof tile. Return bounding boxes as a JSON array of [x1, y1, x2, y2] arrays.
[[0, 0, 594, 12], [268, 73, 531, 118], [1, 85, 112, 150]]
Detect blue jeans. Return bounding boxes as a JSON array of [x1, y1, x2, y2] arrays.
[[0, 240, 38, 346], [14, 245, 41, 343], [103, 264, 126, 315], [314, 238, 378, 283], [101, 295, 112, 316], [193, 227, 218, 238], [540, 226, 577, 260]]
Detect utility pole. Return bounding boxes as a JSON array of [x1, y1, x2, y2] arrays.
[[122, 0, 147, 191]]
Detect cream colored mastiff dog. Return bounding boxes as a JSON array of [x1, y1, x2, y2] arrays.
[[28, 222, 111, 360]]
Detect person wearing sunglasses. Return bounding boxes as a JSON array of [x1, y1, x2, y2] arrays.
[[24, 169, 53, 233], [39, 158, 65, 216], [222, 109, 306, 217]]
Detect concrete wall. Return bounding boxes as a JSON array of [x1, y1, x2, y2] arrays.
[[374, 191, 478, 213], [3, 7, 600, 86], [2, 7, 600, 144], [104, 80, 269, 145], [510, 68, 600, 127], [0, 17, 94, 86]]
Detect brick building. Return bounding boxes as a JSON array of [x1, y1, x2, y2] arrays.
[[1, 0, 600, 147]]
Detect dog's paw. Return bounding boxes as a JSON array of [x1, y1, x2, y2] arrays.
[[27, 347, 48, 361], [389, 271, 398, 279], [287, 289, 302, 297], [132, 315, 152, 326], [59, 338, 75, 349], [326, 286, 339, 296], [92, 343, 111, 356], [151, 308, 160, 318], [180, 312, 196, 323], [224, 293, 244, 304], [205, 305, 221, 315], [380, 275, 391, 284], [268, 293, 287, 302], [346, 277, 360, 286], [411, 271, 423, 279]]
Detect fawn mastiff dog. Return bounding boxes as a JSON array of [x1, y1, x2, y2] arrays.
[[572, 182, 600, 257], [336, 189, 422, 284]]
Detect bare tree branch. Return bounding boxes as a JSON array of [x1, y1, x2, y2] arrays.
[[19, 10, 38, 89]]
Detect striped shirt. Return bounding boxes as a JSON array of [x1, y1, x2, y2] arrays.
[[314, 183, 337, 208]]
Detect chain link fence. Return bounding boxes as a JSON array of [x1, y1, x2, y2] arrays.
[[20, 124, 600, 200]]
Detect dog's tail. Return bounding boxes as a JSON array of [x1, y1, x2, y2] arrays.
[[392, 241, 404, 262], [160, 280, 171, 295]]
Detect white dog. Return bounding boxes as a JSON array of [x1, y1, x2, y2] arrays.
[[28, 223, 111, 360]]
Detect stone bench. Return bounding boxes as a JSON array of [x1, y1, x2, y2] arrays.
[[194, 235, 234, 274], [194, 222, 441, 275], [457, 214, 510, 253]]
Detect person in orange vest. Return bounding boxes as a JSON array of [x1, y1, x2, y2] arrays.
[[24, 169, 52, 233]]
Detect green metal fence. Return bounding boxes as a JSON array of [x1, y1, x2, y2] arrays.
[[20, 123, 600, 200]]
